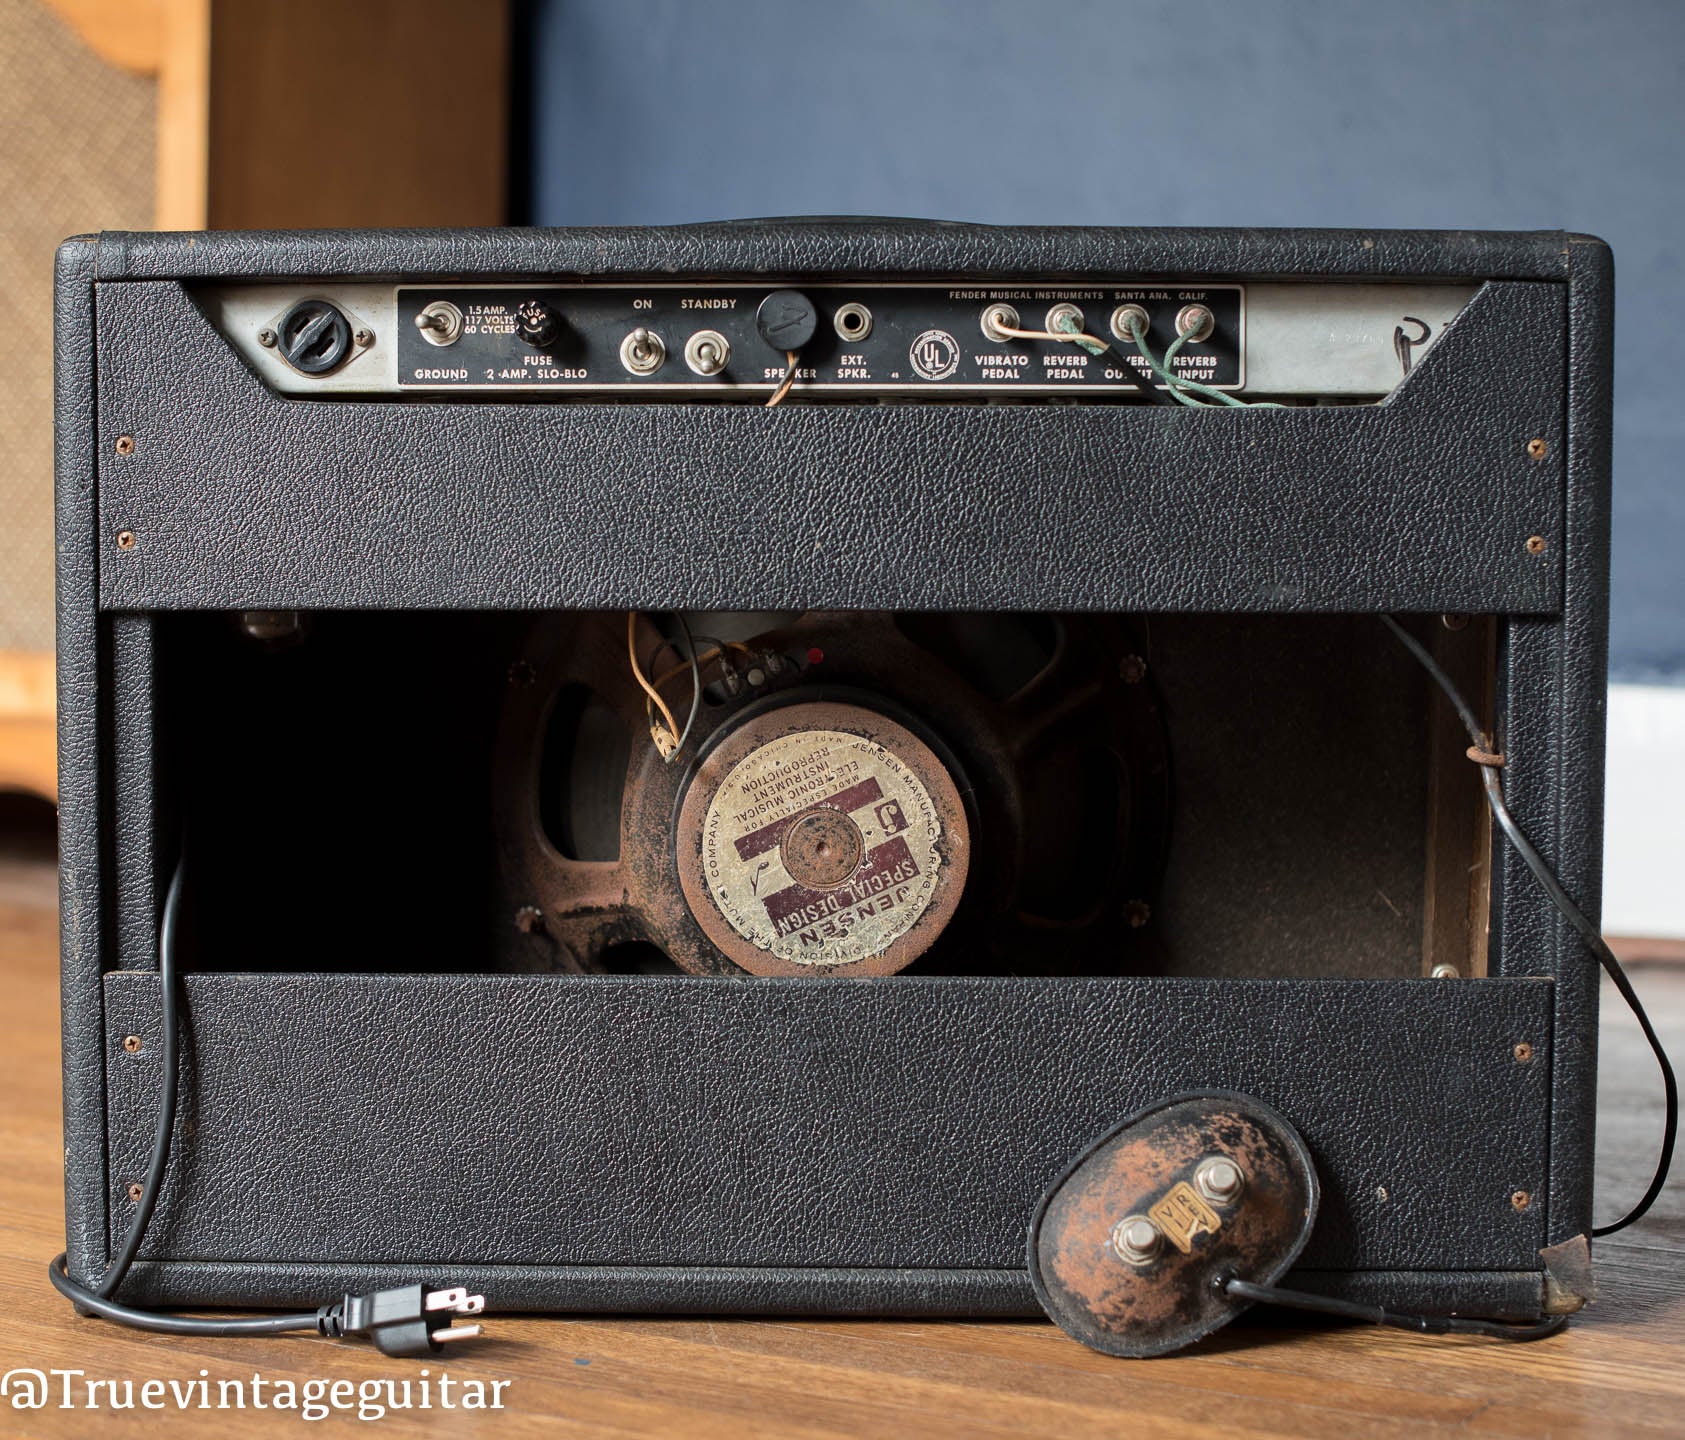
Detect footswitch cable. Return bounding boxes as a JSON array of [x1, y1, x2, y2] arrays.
[[1219, 1276, 1567, 1342]]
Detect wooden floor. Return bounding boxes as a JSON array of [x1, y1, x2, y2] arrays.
[[1, 831, 1681, 1436]]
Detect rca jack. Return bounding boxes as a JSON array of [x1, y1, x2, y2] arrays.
[[980, 303, 1020, 343], [1175, 304, 1215, 343], [1110, 304, 1151, 342], [1044, 302, 1086, 338], [833, 302, 873, 343]]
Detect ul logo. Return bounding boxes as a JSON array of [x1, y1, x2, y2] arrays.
[[876, 800, 909, 836], [909, 329, 960, 381]]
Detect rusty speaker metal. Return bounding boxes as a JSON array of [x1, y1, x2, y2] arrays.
[[492, 610, 1171, 976]]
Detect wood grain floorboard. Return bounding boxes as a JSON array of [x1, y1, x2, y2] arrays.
[[0, 847, 1679, 1436]]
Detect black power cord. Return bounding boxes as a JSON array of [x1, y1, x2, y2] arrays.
[[47, 858, 489, 1355], [1220, 1276, 1568, 1342], [1382, 614, 1677, 1237]]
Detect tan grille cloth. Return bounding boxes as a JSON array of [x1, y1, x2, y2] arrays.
[[0, 0, 155, 650]]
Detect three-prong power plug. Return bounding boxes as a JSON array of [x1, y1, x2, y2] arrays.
[[320, 1284, 488, 1357]]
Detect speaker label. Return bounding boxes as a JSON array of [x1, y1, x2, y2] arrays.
[[699, 729, 944, 967]]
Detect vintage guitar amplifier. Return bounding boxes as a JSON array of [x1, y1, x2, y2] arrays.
[[55, 224, 1618, 1337]]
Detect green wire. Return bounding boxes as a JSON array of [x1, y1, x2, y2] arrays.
[[1048, 312, 1109, 357], [1125, 315, 1283, 409], [1050, 310, 1203, 402], [1048, 309, 1280, 408], [1157, 326, 1210, 407]]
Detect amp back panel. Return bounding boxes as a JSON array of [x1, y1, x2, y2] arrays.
[[203, 280, 1475, 398]]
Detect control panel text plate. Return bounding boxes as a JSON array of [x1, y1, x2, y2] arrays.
[[393, 284, 1244, 394]]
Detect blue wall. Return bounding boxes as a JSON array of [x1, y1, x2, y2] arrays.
[[529, 0, 1685, 683]]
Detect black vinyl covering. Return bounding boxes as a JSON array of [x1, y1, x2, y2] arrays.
[[81, 222, 1583, 285], [101, 972, 1552, 1313], [91, 276, 1565, 615]]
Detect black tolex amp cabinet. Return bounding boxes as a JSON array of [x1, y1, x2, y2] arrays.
[[56, 223, 1613, 1325]]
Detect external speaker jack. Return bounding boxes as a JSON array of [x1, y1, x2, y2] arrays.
[[833, 302, 873, 343]]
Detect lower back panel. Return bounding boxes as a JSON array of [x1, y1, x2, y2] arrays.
[[103, 972, 1550, 1285]]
